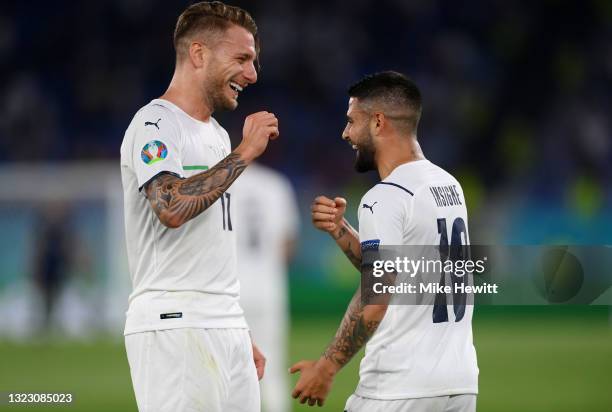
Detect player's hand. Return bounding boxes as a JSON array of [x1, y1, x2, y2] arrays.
[[252, 342, 266, 380], [311, 196, 347, 236], [236, 111, 279, 162], [289, 359, 337, 407]]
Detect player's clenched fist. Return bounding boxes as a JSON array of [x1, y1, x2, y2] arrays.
[[311, 196, 347, 234], [237, 111, 279, 162]]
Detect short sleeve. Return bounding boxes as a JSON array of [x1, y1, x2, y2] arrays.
[[358, 186, 406, 248], [130, 105, 184, 190]]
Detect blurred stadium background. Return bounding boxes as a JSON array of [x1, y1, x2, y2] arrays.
[[0, 0, 610, 411]]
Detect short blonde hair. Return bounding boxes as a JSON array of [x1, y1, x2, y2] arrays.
[[173, 1, 259, 65]]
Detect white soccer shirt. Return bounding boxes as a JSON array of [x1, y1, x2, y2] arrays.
[[120, 98, 247, 335], [356, 159, 479, 399]]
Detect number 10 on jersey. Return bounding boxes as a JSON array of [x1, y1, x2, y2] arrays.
[[433, 217, 468, 323]]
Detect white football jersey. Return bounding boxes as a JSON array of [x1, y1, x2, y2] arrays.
[[356, 159, 479, 399], [120, 99, 247, 335]]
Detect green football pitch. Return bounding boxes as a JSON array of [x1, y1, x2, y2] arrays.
[[0, 307, 610, 411]]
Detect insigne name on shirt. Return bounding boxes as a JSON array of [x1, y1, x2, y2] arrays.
[[362, 201, 378, 214], [429, 185, 462, 207]]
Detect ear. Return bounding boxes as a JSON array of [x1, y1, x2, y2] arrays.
[[188, 41, 209, 69], [370, 112, 386, 136]]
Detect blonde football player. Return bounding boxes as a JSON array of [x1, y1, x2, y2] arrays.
[[120, 2, 279, 411]]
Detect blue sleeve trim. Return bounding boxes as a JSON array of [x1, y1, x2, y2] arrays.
[[360, 239, 381, 252]]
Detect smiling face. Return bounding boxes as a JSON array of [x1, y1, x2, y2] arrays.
[[342, 97, 377, 173], [201, 24, 258, 112]]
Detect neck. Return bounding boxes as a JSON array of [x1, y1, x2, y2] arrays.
[[376, 136, 425, 180], [160, 66, 213, 122]]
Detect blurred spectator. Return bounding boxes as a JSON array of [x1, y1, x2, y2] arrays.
[[32, 203, 74, 333], [0, 0, 608, 203], [234, 163, 300, 412]]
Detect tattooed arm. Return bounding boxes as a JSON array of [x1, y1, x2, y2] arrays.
[[144, 152, 247, 228], [321, 285, 386, 368], [144, 111, 279, 228], [290, 283, 388, 406], [330, 218, 361, 270], [311, 196, 362, 270]]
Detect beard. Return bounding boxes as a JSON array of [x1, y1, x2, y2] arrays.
[[354, 133, 376, 173], [203, 66, 238, 113]]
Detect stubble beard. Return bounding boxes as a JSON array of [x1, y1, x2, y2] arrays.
[[203, 67, 238, 113], [354, 133, 377, 173]]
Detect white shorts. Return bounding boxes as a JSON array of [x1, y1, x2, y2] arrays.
[[344, 393, 477, 412], [125, 328, 260, 412]]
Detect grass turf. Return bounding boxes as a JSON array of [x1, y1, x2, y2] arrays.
[[0, 307, 610, 411]]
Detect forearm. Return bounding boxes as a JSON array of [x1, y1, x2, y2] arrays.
[[330, 218, 362, 270], [320, 286, 387, 372], [146, 150, 249, 228]]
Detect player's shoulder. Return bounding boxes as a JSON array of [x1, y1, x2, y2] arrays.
[[374, 159, 443, 198], [134, 100, 180, 126], [417, 161, 463, 199], [391, 159, 462, 194], [360, 160, 454, 214], [361, 176, 415, 205], [359, 180, 413, 220], [121, 100, 183, 156], [426, 160, 460, 184], [125, 100, 180, 137]]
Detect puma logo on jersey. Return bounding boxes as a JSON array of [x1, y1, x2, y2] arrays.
[[362, 201, 378, 214], [145, 118, 162, 129]]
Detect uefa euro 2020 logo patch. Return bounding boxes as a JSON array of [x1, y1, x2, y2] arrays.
[[141, 140, 168, 165]]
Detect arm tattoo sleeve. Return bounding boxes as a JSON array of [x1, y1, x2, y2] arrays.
[[343, 239, 362, 270], [322, 286, 382, 368], [333, 222, 362, 270], [332, 226, 347, 240], [145, 152, 247, 227]]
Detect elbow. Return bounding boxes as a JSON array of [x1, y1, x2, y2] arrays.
[[158, 213, 184, 229]]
